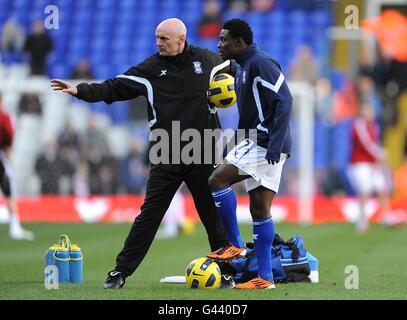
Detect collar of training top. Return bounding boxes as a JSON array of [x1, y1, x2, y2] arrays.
[[156, 42, 193, 63], [235, 43, 258, 65]]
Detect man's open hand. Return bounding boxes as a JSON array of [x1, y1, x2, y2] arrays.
[[50, 79, 78, 96]]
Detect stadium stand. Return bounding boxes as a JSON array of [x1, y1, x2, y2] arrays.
[[2, 0, 405, 199]]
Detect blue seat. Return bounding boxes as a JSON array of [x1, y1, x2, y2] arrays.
[[97, 0, 116, 10], [91, 102, 109, 115], [198, 39, 218, 51], [138, 0, 156, 12], [119, 0, 137, 6], [95, 11, 115, 23], [311, 11, 332, 27], [13, 15, 29, 27], [265, 11, 285, 26], [114, 61, 131, 75], [67, 54, 86, 70], [75, 0, 93, 9], [160, 0, 179, 16], [109, 101, 130, 124], [0, 9, 9, 24], [56, 0, 74, 9], [113, 52, 129, 66], [223, 10, 245, 22], [112, 38, 132, 52], [181, 0, 200, 11], [69, 45, 88, 59], [90, 51, 109, 66], [49, 63, 70, 79], [93, 64, 113, 80], [330, 69, 346, 91], [245, 11, 263, 25], [14, 0, 30, 9], [289, 11, 307, 25], [332, 120, 352, 169], [0, 0, 10, 9], [314, 118, 330, 169]]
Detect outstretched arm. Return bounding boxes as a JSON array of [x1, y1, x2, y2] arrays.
[[51, 79, 78, 95], [50, 66, 148, 104]]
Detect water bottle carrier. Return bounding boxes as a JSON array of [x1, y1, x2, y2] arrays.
[[44, 234, 83, 284]]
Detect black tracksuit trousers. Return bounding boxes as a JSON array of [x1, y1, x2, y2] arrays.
[[115, 163, 228, 277]]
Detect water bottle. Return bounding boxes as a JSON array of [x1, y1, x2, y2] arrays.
[[45, 244, 70, 284], [54, 245, 70, 283], [45, 244, 59, 267], [69, 244, 83, 283]]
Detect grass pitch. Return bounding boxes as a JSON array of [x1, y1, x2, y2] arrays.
[[0, 222, 406, 300]]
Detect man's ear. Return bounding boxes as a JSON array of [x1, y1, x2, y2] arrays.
[[179, 34, 186, 44], [236, 37, 245, 48]]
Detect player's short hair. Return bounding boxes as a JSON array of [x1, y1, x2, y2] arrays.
[[223, 19, 253, 45]]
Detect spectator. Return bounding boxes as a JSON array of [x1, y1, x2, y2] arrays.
[[0, 93, 34, 240], [347, 103, 390, 233], [315, 77, 334, 123], [357, 75, 383, 127], [58, 121, 81, 150], [1, 18, 25, 64], [250, 0, 275, 12], [227, 0, 250, 14], [83, 117, 109, 153], [23, 20, 53, 76], [35, 139, 72, 194], [198, 0, 223, 39], [70, 59, 94, 80], [98, 162, 121, 194], [332, 78, 358, 122], [358, 47, 380, 83], [72, 161, 90, 196], [17, 92, 42, 116], [58, 121, 82, 166], [98, 147, 121, 194], [288, 45, 320, 86], [83, 144, 104, 195]]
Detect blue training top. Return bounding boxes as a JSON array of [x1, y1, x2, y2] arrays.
[[234, 43, 293, 162]]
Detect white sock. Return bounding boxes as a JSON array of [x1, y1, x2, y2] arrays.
[[9, 214, 22, 233]]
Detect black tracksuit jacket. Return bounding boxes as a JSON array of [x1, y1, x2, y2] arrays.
[[76, 43, 231, 161]]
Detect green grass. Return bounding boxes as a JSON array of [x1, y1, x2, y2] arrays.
[[0, 223, 406, 300]]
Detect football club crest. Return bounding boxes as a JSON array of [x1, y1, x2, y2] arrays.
[[193, 61, 203, 74]]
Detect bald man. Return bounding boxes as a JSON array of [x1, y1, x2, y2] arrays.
[[51, 18, 231, 289]]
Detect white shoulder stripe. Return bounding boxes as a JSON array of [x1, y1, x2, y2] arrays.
[[116, 74, 157, 127], [259, 72, 285, 93], [207, 60, 231, 114], [209, 60, 231, 85], [252, 73, 285, 133]]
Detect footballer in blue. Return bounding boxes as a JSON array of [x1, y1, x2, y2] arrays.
[[207, 19, 293, 289]]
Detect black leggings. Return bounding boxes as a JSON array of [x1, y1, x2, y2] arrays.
[[0, 158, 11, 197]]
